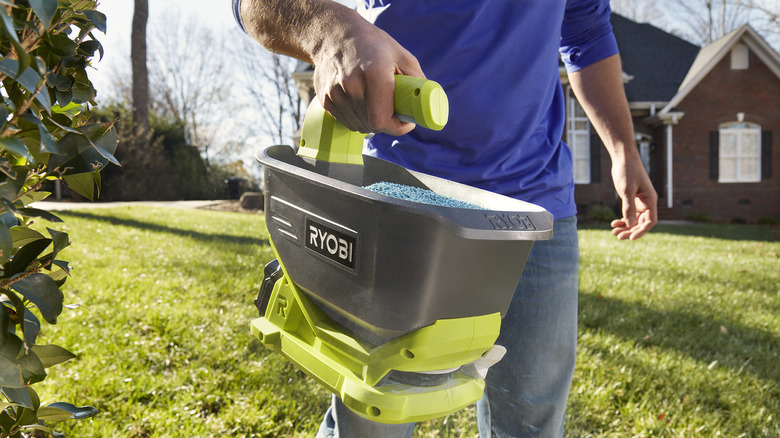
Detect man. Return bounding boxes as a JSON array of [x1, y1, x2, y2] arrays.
[[233, 1, 657, 436]]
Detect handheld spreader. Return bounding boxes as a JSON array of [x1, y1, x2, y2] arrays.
[[252, 75, 553, 424]]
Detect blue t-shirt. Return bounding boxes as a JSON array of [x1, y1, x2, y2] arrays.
[[359, 0, 617, 220], [233, 0, 619, 219]]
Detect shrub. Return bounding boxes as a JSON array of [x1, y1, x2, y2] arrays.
[[95, 103, 254, 201], [587, 203, 616, 223], [685, 212, 710, 223], [0, 1, 113, 435], [757, 216, 778, 226]]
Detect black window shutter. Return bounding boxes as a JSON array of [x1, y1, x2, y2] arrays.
[[710, 131, 719, 180], [762, 131, 772, 179], [590, 132, 601, 183]]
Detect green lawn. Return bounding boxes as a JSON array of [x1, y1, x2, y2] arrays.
[[34, 207, 779, 437]]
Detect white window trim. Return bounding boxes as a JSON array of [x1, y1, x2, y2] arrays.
[[718, 121, 761, 183], [566, 87, 591, 184]]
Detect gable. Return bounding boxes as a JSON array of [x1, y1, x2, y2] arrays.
[[610, 14, 700, 103], [661, 25, 780, 114]]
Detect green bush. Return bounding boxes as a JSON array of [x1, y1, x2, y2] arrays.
[[685, 212, 710, 223], [0, 1, 113, 435], [94, 103, 253, 201], [757, 216, 778, 226], [587, 203, 616, 223]]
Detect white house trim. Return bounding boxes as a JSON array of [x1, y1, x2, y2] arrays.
[[665, 114, 681, 208], [665, 123, 674, 208], [629, 101, 669, 117], [644, 112, 683, 209]]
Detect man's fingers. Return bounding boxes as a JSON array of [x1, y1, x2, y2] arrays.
[[622, 198, 637, 229], [318, 67, 421, 135], [364, 68, 422, 136], [611, 209, 656, 240], [319, 79, 363, 131]]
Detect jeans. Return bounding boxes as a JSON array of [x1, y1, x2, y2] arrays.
[[316, 216, 579, 438]]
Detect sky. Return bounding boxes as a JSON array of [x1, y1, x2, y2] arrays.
[[91, 0, 237, 92], [92, 0, 356, 90]]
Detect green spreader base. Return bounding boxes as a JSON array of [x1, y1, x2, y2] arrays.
[[251, 258, 501, 424]]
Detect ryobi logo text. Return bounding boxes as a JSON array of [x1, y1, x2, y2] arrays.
[[305, 218, 357, 269]]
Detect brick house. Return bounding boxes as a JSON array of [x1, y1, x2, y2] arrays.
[[292, 14, 780, 223], [565, 14, 780, 223]]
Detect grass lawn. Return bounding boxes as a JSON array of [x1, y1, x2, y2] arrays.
[[34, 207, 778, 437]]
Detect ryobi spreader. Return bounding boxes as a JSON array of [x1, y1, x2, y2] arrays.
[[252, 75, 553, 424]]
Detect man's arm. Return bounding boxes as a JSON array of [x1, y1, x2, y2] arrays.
[[237, 0, 424, 135], [568, 54, 658, 240]]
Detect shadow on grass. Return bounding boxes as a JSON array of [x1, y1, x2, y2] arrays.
[[579, 222, 780, 242], [579, 292, 780, 386], [58, 210, 270, 247]]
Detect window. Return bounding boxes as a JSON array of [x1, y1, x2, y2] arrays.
[[566, 89, 590, 184], [731, 44, 749, 70], [719, 122, 761, 183]]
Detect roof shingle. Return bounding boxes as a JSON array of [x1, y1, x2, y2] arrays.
[[610, 13, 700, 102]]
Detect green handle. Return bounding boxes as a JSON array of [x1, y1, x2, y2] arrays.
[[297, 75, 449, 165], [393, 75, 449, 131]]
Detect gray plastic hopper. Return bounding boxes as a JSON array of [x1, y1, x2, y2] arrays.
[[257, 144, 554, 342]]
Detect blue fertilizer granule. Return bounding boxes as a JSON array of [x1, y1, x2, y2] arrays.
[[363, 182, 484, 209]]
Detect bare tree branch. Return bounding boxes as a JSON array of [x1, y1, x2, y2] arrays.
[[233, 32, 302, 147], [611, 0, 666, 23], [147, 11, 233, 167], [656, 0, 753, 44]]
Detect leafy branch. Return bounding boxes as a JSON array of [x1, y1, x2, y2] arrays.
[[0, 0, 115, 436]]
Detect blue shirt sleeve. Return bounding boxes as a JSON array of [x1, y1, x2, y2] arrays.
[[559, 0, 618, 73], [232, 0, 247, 33]]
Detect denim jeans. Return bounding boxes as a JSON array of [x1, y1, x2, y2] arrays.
[[316, 216, 579, 438]]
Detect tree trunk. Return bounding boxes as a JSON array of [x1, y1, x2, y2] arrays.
[[131, 0, 150, 145]]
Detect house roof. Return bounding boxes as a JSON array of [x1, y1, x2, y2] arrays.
[[610, 14, 700, 103], [660, 24, 780, 114]]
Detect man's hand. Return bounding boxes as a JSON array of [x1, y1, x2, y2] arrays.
[[240, 0, 424, 135], [311, 17, 424, 135], [609, 156, 658, 240]]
